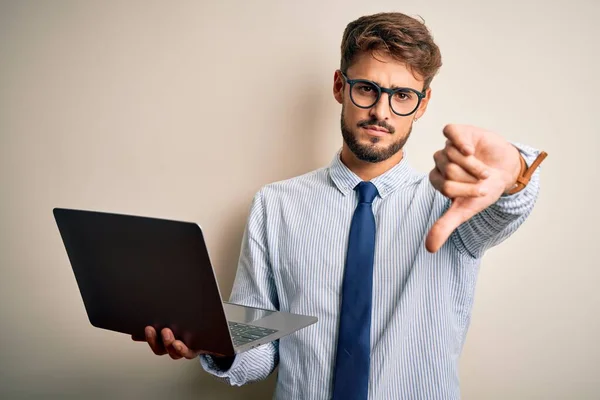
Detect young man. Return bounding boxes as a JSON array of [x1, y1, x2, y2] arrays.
[[139, 12, 546, 399]]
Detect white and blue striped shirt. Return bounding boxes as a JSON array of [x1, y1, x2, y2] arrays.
[[200, 144, 542, 399]]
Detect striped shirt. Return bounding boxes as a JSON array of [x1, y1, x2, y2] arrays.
[[200, 144, 542, 399]]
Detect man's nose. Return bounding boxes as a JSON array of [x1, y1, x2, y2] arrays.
[[369, 93, 392, 121]]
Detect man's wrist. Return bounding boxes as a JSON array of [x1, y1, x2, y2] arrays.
[[504, 145, 525, 193], [503, 146, 548, 196]]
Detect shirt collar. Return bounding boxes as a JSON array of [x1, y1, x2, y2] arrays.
[[328, 148, 418, 199]]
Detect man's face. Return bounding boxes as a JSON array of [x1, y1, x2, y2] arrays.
[[333, 52, 431, 163]]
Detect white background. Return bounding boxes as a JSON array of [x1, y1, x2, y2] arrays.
[[1, 1, 598, 398]]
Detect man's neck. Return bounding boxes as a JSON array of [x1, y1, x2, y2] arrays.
[[340, 146, 404, 181]]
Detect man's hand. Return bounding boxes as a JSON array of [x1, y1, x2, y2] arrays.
[[426, 124, 522, 253], [132, 326, 204, 360], [132, 326, 236, 369]]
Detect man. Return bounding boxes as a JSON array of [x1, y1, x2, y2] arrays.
[[138, 12, 547, 399]]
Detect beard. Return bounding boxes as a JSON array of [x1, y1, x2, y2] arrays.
[[340, 108, 412, 163]]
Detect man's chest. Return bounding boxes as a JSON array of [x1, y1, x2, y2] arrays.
[[262, 191, 477, 320], [265, 197, 435, 301]]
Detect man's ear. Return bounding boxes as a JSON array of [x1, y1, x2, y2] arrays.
[[414, 87, 432, 120], [333, 70, 344, 104]]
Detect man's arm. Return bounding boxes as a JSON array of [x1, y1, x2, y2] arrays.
[[199, 189, 280, 386]]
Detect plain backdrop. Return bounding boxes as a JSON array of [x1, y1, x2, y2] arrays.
[[1, 0, 598, 399]]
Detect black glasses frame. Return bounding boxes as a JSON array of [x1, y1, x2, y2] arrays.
[[341, 71, 426, 117]]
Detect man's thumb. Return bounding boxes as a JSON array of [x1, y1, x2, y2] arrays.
[[425, 202, 469, 253]]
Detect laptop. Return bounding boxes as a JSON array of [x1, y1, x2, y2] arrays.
[[53, 207, 317, 357]]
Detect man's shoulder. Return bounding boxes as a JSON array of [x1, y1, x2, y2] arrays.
[[256, 166, 330, 200]]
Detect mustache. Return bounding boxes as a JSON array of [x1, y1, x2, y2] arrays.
[[357, 118, 395, 134]]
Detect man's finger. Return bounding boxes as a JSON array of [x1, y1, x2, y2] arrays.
[[435, 149, 478, 183], [160, 329, 182, 360], [166, 344, 183, 360], [162, 329, 194, 360], [172, 340, 199, 360], [443, 124, 474, 156], [445, 144, 490, 180], [161, 328, 176, 347], [146, 326, 167, 356], [426, 202, 470, 253], [429, 168, 487, 198]]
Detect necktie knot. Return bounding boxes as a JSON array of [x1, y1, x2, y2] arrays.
[[356, 181, 378, 204]]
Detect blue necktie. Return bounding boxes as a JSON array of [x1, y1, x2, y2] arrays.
[[332, 181, 378, 400]]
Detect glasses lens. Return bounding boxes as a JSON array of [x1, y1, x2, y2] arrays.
[[390, 89, 420, 115], [350, 81, 379, 108]]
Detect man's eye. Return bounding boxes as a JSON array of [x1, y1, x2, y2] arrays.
[[393, 91, 413, 101]]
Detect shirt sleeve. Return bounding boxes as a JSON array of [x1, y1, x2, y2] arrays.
[[451, 142, 543, 259], [198, 189, 280, 386]]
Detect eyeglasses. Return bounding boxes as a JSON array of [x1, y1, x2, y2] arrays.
[[341, 71, 426, 117]]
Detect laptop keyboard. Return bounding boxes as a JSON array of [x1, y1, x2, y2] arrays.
[[228, 321, 278, 347]]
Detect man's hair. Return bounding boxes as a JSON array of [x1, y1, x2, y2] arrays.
[[340, 12, 442, 90]]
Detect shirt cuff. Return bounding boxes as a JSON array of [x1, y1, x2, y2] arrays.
[[493, 142, 542, 214], [199, 354, 241, 377]]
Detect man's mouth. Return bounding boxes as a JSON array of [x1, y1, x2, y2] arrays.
[[362, 125, 390, 136]]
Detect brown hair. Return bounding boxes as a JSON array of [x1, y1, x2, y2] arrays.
[[340, 12, 442, 90]]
